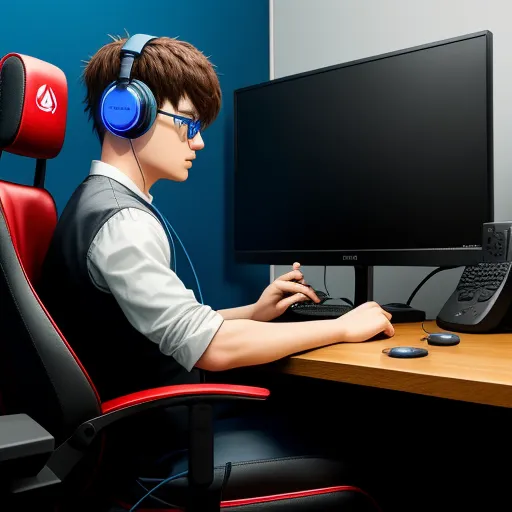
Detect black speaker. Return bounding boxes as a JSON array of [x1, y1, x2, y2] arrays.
[[437, 222, 512, 333]]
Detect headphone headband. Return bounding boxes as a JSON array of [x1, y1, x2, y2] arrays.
[[118, 34, 157, 81]]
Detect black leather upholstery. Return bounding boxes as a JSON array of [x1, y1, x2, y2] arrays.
[[0, 56, 25, 146], [0, 191, 101, 441], [99, 407, 379, 511]]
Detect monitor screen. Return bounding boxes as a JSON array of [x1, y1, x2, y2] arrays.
[[233, 31, 493, 267]]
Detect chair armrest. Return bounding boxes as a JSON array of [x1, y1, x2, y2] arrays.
[[0, 414, 54, 480], [101, 383, 270, 414], [92, 383, 269, 431], [11, 384, 269, 496]]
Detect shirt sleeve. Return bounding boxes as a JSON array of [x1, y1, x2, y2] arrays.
[[87, 207, 224, 371]]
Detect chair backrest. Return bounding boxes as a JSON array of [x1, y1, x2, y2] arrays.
[[0, 53, 101, 442]]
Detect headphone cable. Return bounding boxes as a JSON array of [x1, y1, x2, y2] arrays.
[[129, 470, 188, 511], [129, 139, 147, 193], [150, 203, 204, 304], [130, 141, 176, 272], [129, 142, 204, 304]]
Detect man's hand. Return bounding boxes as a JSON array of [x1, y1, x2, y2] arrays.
[[335, 301, 395, 341], [251, 262, 320, 322]]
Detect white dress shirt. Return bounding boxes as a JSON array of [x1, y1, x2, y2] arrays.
[[86, 160, 224, 371]]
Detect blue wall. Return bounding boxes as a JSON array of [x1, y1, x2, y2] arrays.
[[1, 0, 269, 309]]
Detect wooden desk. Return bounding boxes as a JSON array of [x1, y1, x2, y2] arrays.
[[274, 321, 512, 408]]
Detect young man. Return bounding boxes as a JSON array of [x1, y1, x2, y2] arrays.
[[38, 34, 394, 403]]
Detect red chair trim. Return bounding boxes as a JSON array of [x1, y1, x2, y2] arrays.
[[222, 486, 377, 508], [101, 384, 270, 414], [115, 485, 381, 511]]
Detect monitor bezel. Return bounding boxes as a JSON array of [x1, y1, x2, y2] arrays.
[[233, 30, 494, 267]]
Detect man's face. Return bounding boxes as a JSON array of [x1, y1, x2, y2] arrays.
[[134, 96, 204, 183]]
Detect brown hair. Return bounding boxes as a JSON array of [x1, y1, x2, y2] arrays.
[[82, 35, 222, 140]]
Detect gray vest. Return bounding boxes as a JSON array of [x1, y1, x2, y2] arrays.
[[38, 175, 198, 402]]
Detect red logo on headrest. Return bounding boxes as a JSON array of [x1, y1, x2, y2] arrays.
[[36, 84, 57, 114]]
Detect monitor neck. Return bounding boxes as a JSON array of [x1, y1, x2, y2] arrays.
[[354, 265, 374, 306]]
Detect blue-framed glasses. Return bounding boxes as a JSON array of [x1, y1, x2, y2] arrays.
[[157, 110, 201, 139]]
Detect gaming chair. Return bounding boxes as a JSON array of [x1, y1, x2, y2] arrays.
[[0, 52, 382, 511]]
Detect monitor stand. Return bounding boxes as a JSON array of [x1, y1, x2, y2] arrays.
[[353, 265, 426, 323], [354, 265, 375, 307]]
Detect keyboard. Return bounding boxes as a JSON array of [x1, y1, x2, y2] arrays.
[[456, 262, 512, 303], [289, 302, 353, 319]]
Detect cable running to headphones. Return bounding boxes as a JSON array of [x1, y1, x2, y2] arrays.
[[149, 201, 204, 305], [129, 142, 204, 304]]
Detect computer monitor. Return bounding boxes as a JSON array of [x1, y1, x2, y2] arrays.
[[233, 30, 494, 305]]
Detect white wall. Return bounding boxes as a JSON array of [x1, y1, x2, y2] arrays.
[[271, 0, 512, 319]]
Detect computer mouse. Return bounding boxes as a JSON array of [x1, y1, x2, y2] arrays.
[[425, 332, 460, 346]]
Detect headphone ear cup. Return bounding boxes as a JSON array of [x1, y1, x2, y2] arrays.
[[99, 81, 142, 138], [99, 80, 156, 139], [130, 79, 157, 138]]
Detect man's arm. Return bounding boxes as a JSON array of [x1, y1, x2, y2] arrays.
[[88, 208, 393, 374], [217, 304, 256, 320], [196, 301, 394, 372], [88, 208, 224, 371]]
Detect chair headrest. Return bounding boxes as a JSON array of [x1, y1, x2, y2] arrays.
[[0, 53, 67, 160]]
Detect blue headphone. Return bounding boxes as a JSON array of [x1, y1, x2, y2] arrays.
[[100, 34, 159, 139]]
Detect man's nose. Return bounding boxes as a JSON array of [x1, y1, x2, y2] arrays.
[[189, 132, 204, 150]]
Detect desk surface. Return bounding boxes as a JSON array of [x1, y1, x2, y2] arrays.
[[275, 321, 512, 408]]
